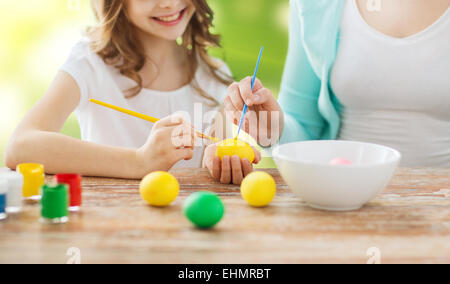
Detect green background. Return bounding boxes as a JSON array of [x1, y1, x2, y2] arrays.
[[0, 0, 289, 168]]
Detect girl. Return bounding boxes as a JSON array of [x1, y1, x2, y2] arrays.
[[222, 0, 450, 168], [5, 0, 260, 182]]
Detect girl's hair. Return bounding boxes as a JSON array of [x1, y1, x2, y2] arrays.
[[88, 0, 232, 105]]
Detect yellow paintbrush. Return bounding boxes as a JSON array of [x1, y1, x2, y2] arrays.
[[89, 99, 219, 142]]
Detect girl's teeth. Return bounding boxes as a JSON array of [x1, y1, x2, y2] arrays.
[[157, 12, 180, 22]]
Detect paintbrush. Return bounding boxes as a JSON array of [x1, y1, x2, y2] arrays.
[[89, 99, 219, 142], [236, 46, 264, 139]]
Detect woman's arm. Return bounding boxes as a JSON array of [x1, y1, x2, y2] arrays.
[[222, 0, 327, 147], [277, 0, 326, 143], [5, 72, 195, 179]]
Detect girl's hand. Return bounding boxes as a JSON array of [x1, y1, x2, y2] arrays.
[[203, 144, 262, 185], [136, 114, 196, 175], [224, 77, 284, 146]]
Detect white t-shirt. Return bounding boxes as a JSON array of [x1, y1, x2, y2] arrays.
[[60, 38, 231, 168], [331, 0, 450, 167]]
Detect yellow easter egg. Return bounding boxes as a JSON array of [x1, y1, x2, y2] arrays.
[[140, 171, 179, 207], [241, 171, 276, 207], [216, 138, 255, 163]]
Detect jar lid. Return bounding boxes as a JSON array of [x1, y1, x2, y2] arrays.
[[17, 163, 44, 175], [0, 171, 23, 187], [0, 167, 11, 174]]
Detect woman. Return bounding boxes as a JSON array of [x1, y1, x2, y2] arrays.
[[218, 0, 450, 172]]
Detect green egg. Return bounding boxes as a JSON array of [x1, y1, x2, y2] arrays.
[[183, 192, 225, 229]]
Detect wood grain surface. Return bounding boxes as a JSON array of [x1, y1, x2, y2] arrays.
[[0, 168, 449, 264]]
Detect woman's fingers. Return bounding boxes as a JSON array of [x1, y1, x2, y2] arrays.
[[238, 77, 265, 104], [246, 87, 273, 106], [220, 156, 231, 184], [226, 77, 269, 127], [231, 155, 244, 185], [251, 147, 262, 164], [211, 156, 221, 180], [227, 78, 264, 110], [216, 155, 256, 184], [204, 145, 221, 180], [252, 78, 264, 92], [242, 158, 253, 177], [204, 139, 259, 185], [228, 82, 245, 111], [238, 77, 253, 103], [223, 96, 236, 112], [224, 97, 242, 125]]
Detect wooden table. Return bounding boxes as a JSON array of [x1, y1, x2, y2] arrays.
[[0, 168, 449, 264]]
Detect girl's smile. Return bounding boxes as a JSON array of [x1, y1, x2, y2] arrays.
[[151, 7, 188, 27], [126, 0, 196, 41]]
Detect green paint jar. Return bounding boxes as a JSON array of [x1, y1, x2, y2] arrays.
[[40, 184, 69, 224]]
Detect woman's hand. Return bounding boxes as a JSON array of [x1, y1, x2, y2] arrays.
[[203, 143, 261, 185], [224, 77, 284, 146], [136, 114, 196, 175]]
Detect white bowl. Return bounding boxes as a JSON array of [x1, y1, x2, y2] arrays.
[[273, 141, 401, 211]]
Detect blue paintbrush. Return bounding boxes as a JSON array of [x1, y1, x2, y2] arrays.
[[236, 46, 264, 139]]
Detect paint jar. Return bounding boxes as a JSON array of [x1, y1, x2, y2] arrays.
[[0, 170, 24, 213], [0, 168, 11, 174], [0, 179, 7, 221], [40, 184, 69, 224], [16, 163, 45, 201], [55, 174, 82, 212]]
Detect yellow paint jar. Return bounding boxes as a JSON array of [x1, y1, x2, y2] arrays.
[[16, 163, 45, 200]]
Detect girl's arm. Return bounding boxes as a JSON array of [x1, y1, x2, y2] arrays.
[[5, 72, 195, 179]]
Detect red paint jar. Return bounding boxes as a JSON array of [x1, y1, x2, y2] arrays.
[[55, 174, 82, 212]]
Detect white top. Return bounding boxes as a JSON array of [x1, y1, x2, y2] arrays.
[[61, 38, 230, 168], [331, 0, 450, 167]]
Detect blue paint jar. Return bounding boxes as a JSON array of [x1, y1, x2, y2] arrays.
[[0, 179, 7, 220]]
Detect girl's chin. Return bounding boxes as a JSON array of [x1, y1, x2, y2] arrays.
[[145, 31, 184, 42], [138, 24, 187, 41]]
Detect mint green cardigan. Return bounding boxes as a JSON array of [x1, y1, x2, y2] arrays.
[[278, 0, 346, 144]]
